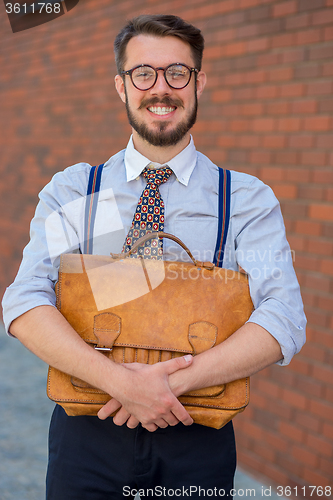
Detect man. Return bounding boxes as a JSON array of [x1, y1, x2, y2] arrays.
[[2, 14, 306, 500]]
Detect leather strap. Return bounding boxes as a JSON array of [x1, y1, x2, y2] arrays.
[[112, 231, 214, 269]]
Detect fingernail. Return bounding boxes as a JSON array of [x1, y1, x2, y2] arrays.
[[183, 354, 192, 362]]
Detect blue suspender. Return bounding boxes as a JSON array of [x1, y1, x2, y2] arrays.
[[83, 164, 231, 262], [213, 168, 231, 268], [83, 163, 104, 254]]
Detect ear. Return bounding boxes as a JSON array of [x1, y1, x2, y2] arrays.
[[115, 74, 126, 103], [196, 71, 207, 100]]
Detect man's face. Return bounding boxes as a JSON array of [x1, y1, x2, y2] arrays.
[[115, 35, 206, 148]]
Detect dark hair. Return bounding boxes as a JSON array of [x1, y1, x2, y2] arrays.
[[114, 14, 204, 73]]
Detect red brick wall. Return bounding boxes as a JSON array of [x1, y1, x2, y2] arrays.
[[0, 0, 332, 494]]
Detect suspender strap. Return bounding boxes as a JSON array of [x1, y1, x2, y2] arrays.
[[83, 164, 231, 262], [213, 168, 231, 268], [83, 163, 104, 254]]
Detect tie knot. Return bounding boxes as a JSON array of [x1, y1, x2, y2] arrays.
[[143, 166, 173, 186]]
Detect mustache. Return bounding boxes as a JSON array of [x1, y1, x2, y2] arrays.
[[138, 96, 184, 110]]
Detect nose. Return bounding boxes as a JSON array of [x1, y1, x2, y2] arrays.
[[150, 69, 171, 95]]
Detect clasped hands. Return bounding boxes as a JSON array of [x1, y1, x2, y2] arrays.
[[97, 354, 193, 432]]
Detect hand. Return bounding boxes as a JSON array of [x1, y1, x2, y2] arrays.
[[97, 355, 193, 432]]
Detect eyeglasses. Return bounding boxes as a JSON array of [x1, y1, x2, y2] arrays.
[[121, 63, 198, 91]]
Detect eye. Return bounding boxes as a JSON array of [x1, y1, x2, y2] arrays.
[[133, 66, 155, 81], [167, 65, 188, 80]]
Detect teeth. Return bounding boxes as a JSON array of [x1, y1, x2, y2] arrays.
[[148, 106, 175, 115]]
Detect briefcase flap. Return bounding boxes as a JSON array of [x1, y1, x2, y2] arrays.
[[56, 253, 253, 354]]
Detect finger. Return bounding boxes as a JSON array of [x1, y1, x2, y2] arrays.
[[113, 407, 131, 427], [126, 416, 140, 429], [142, 423, 158, 432], [97, 398, 121, 420], [162, 354, 193, 376], [171, 401, 194, 427], [162, 414, 180, 427]]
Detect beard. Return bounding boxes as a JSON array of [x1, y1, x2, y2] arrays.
[[125, 92, 198, 147]]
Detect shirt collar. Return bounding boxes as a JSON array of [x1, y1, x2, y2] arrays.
[[124, 135, 197, 186]]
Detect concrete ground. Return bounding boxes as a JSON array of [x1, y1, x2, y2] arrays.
[[0, 325, 284, 499]]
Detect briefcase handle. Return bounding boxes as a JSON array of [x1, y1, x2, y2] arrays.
[[113, 231, 215, 270]]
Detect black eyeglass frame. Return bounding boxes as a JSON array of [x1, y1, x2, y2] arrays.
[[121, 63, 199, 91]]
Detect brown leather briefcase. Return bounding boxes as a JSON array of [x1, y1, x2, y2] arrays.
[[47, 232, 253, 429]]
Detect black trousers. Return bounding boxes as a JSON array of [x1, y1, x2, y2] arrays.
[[46, 405, 236, 499]]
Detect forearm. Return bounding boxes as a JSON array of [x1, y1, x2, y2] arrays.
[[10, 305, 125, 397], [169, 322, 283, 396], [10, 305, 193, 429]]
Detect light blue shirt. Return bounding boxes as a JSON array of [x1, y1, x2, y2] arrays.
[[2, 136, 306, 365]]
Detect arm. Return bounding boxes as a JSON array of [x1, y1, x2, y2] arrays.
[[169, 322, 282, 396], [10, 305, 194, 432]]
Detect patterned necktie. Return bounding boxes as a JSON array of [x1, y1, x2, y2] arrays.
[[122, 165, 173, 259]]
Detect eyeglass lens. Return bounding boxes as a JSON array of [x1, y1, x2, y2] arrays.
[[131, 64, 191, 90]]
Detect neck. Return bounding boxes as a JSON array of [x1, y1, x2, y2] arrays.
[[132, 130, 191, 164]]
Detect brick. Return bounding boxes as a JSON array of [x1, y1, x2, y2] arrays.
[[312, 362, 333, 385], [301, 468, 331, 487], [295, 220, 322, 236], [272, 32, 296, 48], [304, 115, 331, 131], [249, 151, 272, 164], [312, 8, 333, 25], [274, 151, 298, 164], [297, 28, 323, 45], [262, 135, 286, 149], [279, 421, 305, 443], [252, 441, 276, 462], [324, 25, 333, 40], [238, 135, 260, 148], [298, 0, 326, 11], [281, 388, 308, 410], [291, 445, 319, 468], [294, 411, 321, 433], [277, 117, 301, 132], [309, 204, 333, 221], [312, 168, 333, 184], [273, 184, 297, 199], [322, 61, 333, 75], [309, 44, 333, 60], [289, 133, 315, 150], [301, 151, 327, 166], [294, 63, 321, 79], [298, 185, 324, 201], [323, 422, 333, 440], [260, 166, 284, 181], [280, 82, 305, 98], [211, 89, 232, 102], [285, 12, 311, 30], [307, 80, 333, 96], [256, 85, 278, 99], [225, 41, 246, 57], [252, 117, 275, 132], [309, 399, 333, 421], [306, 432, 333, 457], [281, 47, 306, 64], [269, 66, 294, 82], [273, 0, 297, 17], [246, 37, 269, 53], [266, 101, 290, 115]]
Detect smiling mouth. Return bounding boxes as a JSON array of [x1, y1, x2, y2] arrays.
[[148, 106, 176, 116]]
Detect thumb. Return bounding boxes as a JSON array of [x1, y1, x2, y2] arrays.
[[163, 354, 193, 375]]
